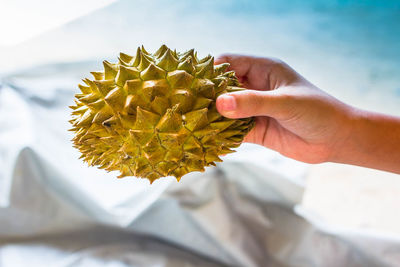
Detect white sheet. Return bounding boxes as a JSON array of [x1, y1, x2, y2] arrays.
[[1, 61, 400, 267]]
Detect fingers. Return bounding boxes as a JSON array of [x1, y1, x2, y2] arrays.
[[215, 54, 288, 90], [215, 54, 256, 77], [216, 90, 287, 119], [215, 54, 280, 73]]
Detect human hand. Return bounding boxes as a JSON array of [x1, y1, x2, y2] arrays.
[[215, 55, 356, 164]]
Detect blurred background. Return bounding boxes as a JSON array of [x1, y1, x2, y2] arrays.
[[0, 0, 399, 266], [2, 0, 400, 113]]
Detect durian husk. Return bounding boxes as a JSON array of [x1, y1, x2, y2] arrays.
[[69, 45, 254, 183]]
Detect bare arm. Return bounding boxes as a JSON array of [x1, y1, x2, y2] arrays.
[[332, 110, 400, 173]]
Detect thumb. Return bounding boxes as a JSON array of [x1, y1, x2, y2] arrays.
[[216, 90, 286, 119]]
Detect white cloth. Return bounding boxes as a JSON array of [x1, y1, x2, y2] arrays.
[[1, 61, 400, 267]]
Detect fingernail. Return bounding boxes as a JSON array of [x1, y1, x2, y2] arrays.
[[220, 95, 237, 111]]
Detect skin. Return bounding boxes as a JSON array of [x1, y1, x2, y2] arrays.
[[215, 55, 400, 174]]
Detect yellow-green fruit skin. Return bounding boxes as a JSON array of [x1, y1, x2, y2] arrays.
[[69, 45, 254, 183]]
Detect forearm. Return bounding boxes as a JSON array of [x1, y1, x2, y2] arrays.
[[332, 107, 400, 174]]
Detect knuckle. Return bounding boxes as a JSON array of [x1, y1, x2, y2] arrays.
[[254, 57, 288, 74], [269, 58, 287, 70], [216, 53, 235, 63]]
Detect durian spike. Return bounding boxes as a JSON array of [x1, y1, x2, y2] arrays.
[[141, 45, 150, 55], [119, 52, 133, 63], [157, 49, 179, 71], [132, 47, 141, 67], [154, 44, 168, 58]]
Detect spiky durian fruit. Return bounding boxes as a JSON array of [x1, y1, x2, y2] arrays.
[[70, 45, 254, 183]]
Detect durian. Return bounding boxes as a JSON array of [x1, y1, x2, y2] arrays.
[[69, 45, 254, 183]]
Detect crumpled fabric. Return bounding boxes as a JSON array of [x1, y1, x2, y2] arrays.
[[1, 62, 400, 267]]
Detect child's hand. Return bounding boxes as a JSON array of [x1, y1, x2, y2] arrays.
[[215, 55, 400, 174]]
